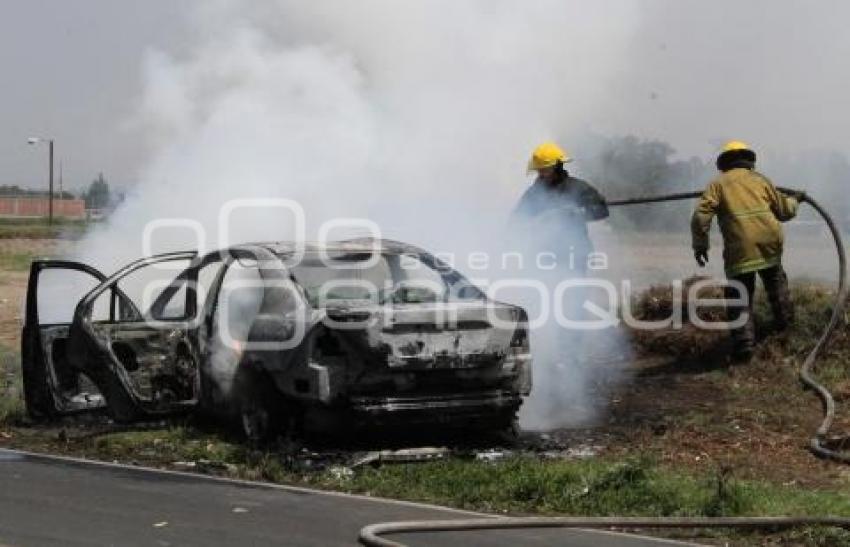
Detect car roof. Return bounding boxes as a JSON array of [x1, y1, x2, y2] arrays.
[[251, 238, 429, 256]]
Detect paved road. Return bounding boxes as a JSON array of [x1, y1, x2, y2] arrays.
[[0, 449, 694, 546]]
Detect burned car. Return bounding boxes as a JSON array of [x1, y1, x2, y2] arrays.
[[21, 239, 532, 440]]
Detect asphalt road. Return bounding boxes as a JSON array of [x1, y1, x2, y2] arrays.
[[0, 449, 695, 546]]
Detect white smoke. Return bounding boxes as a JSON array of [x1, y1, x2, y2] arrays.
[[72, 1, 640, 430]]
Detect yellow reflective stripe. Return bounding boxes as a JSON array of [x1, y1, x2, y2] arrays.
[[727, 256, 780, 276], [731, 207, 771, 219]]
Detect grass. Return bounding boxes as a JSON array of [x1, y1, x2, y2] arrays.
[[0, 345, 25, 426], [310, 456, 850, 520], [0, 250, 42, 271], [87, 427, 246, 466], [0, 217, 92, 239]]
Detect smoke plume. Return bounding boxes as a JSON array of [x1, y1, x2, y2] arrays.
[[71, 1, 643, 430]]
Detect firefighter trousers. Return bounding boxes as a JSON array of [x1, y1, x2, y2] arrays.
[[724, 264, 794, 354]]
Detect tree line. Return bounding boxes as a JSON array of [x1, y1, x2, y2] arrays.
[[0, 172, 121, 210], [576, 135, 850, 231]]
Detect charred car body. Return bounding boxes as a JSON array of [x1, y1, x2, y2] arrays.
[[22, 239, 532, 440]]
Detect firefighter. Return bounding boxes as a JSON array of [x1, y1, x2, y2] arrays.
[[691, 140, 799, 360], [512, 142, 609, 274]]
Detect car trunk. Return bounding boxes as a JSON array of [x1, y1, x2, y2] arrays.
[[321, 301, 524, 397]]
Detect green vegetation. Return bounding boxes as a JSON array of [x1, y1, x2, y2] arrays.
[[0, 250, 42, 271], [0, 346, 24, 426], [319, 456, 850, 519], [0, 217, 92, 239], [87, 427, 246, 467], [82, 173, 112, 209]]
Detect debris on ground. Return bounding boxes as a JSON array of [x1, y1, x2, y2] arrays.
[[171, 460, 237, 474], [475, 449, 512, 463], [327, 465, 354, 481], [544, 445, 603, 459], [350, 447, 449, 469]]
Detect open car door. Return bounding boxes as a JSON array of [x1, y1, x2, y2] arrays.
[[21, 260, 138, 419], [65, 251, 209, 422]]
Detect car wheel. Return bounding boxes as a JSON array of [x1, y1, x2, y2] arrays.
[[234, 366, 282, 444], [484, 413, 520, 445], [240, 397, 273, 444], [499, 416, 520, 442]]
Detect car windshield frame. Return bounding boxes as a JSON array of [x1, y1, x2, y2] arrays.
[[283, 250, 485, 306]]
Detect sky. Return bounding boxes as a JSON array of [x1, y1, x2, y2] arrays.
[[1, 1, 849, 193], [0, 0, 190, 191]]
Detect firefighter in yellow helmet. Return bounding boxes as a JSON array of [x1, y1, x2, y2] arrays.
[[513, 142, 609, 274], [691, 140, 800, 360]]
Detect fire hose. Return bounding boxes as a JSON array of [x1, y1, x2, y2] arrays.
[[608, 187, 849, 463], [360, 516, 850, 546], [359, 188, 849, 546]]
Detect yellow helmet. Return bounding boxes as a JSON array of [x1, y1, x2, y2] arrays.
[[722, 140, 752, 153], [717, 140, 756, 171], [527, 142, 572, 173]]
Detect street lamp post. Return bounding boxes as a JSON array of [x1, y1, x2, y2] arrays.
[[27, 137, 54, 224]]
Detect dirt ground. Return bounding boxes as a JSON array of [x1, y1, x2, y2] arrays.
[[556, 355, 850, 490], [0, 238, 64, 349], [0, 271, 26, 350]]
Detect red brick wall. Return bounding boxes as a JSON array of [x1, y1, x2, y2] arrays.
[[0, 197, 86, 219]]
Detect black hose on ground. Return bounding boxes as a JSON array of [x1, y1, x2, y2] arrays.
[[786, 193, 849, 462], [359, 516, 850, 547], [358, 188, 850, 547]]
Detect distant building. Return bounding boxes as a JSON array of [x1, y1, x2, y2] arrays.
[[0, 197, 86, 219]]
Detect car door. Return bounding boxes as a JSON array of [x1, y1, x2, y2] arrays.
[[21, 260, 137, 419], [66, 251, 207, 421], [197, 246, 317, 411]]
